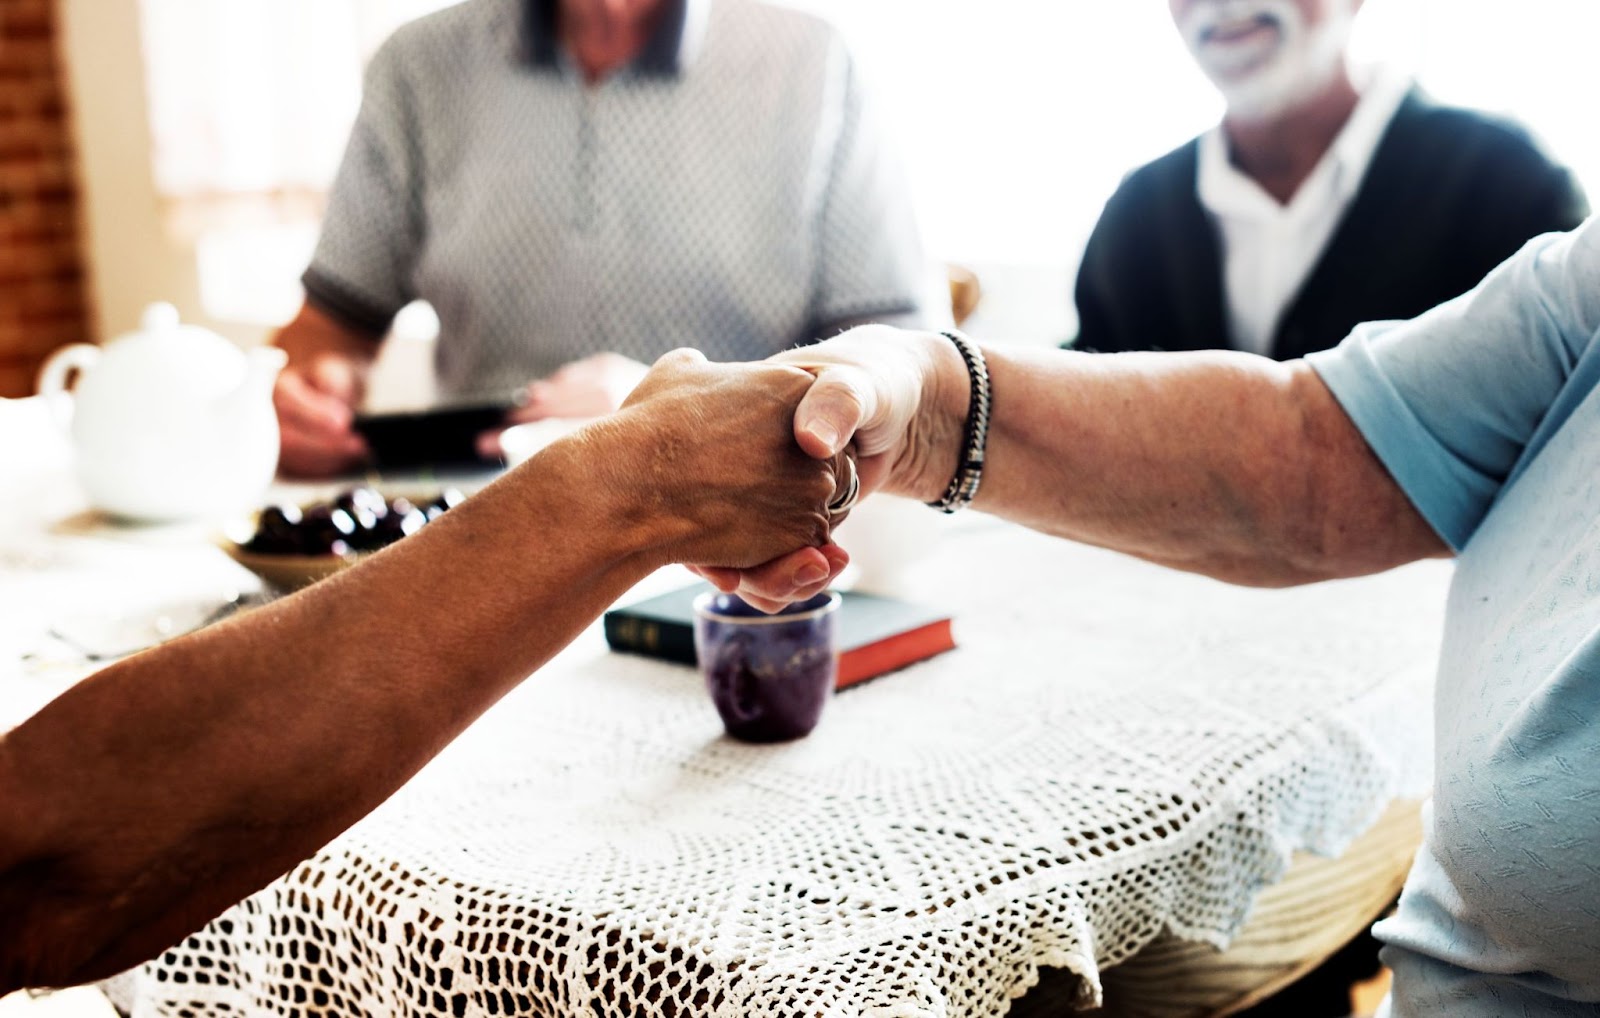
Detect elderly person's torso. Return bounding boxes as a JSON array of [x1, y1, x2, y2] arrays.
[[306, 0, 926, 401], [1073, 0, 1587, 362]]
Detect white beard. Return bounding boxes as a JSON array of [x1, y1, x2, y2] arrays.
[[1178, 0, 1354, 122]]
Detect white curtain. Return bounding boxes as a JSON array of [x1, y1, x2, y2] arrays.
[[138, 0, 456, 233]]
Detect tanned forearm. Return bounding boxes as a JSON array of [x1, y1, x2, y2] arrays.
[[968, 347, 1449, 584], [0, 443, 652, 991], [0, 354, 839, 994]]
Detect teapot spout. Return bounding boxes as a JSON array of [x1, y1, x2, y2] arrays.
[[216, 345, 287, 416]]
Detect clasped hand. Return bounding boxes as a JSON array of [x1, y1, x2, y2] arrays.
[[274, 326, 956, 599], [659, 326, 959, 610]]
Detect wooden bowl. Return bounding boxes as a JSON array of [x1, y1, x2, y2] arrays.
[[217, 517, 360, 591], [217, 487, 457, 591], [219, 541, 358, 591]]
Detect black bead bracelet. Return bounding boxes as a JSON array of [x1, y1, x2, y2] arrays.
[[926, 330, 991, 514]]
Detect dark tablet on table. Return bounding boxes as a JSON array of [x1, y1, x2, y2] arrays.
[[353, 402, 515, 469]]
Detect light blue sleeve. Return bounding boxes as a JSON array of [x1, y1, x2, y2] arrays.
[[1307, 218, 1600, 551]]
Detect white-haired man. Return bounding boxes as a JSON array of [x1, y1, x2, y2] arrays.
[[1071, 0, 1586, 361]]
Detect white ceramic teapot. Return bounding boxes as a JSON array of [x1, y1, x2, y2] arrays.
[[37, 303, 288, 522]]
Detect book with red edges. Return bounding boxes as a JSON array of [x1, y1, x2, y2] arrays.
[[603, 583, 955, 689]]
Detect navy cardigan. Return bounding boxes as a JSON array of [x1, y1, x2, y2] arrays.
[[1071, 89, 1590, 361]]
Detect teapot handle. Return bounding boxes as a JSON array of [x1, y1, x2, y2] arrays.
[[37, 343, 101, 432]]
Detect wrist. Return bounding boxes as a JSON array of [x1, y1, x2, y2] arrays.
[[893, 331, 973, 503], [513, 427, 669, 576], [923, 331, 990, 514]]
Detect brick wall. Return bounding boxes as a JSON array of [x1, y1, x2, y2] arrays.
[[0, 0, 91, 398]]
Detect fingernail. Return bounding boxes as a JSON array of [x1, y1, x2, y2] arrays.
[[806, 421, 840, 454], [794, 563, 828, 587]]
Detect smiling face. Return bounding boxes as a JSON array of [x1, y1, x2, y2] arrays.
[[1170, 0, 1361, 121]]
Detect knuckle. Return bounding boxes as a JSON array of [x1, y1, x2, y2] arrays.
[[655, 348, 704, 368], [770, 362, 820, 391], [817, 378, 865, 418], [813, 464, 839, 501], [802, 509, 831, 548]]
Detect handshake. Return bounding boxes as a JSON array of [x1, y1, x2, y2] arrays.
[[562, 326, 979, 611], [13, 316, 1426, 997], [0, 324, 982, 998]]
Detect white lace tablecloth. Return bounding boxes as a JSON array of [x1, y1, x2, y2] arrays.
[[1, 397, 1452, 1017]]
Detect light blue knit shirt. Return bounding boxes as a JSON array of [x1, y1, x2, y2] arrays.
[[1308, 217, 1600, 1017]]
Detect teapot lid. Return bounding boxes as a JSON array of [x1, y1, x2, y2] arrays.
[[94, 302, 253, 403], [140, 302, 182, 332]]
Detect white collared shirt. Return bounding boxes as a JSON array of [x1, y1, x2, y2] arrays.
[[1197, 70, 1411, 356]]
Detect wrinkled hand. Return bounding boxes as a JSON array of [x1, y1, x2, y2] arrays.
[[593, 349, 855, 579], [479, 353, 650, 459], [691, 326, 967, 610], [274, 353, 369, 478]]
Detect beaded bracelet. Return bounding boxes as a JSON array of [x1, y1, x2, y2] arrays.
[[926, 330, 991, 514]]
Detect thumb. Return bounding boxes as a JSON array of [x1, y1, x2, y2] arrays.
[[794, 365, 875, 460], [310, 355, 362, 404]]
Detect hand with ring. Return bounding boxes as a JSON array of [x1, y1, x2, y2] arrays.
[[691, 325, 969, 611], [827, 451, 861, 517]]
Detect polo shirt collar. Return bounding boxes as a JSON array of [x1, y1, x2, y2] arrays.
[[1324, 66, 1411, 190], [1198, 65, 1412, 220], [521, 0, 707, 76]]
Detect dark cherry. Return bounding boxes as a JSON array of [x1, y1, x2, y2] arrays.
[[245, 503, 303, 554], [259, 503, 303, 532], [296, 506, 358, 555], [335, 486, 388, 521], [424, 489, 465, 521], [370, 506, 427, 548], [343, 506, 387, 551], [243, 489, 446, 558], [244, 530, 295, 555]]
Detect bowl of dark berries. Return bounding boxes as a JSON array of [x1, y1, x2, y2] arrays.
[[221, 486, 466, 590]]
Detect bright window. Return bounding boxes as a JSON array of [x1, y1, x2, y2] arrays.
[[137, 0, 1600, 334], [791, 0, 1600, 263], [137, 0, 457, 324]]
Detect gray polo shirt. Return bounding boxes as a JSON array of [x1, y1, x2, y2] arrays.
[[304, 0, 931, 401]]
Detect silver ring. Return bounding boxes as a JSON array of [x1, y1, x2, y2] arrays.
[[827, 454, 860, 516]]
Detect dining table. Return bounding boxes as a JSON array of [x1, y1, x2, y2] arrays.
[[0, 393, 1453, 1017]]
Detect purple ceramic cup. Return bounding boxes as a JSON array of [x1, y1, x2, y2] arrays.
[[692, 590, 841, 743]]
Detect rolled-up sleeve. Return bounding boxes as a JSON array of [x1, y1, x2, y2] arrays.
[[1307, 219, 1600, 551]]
